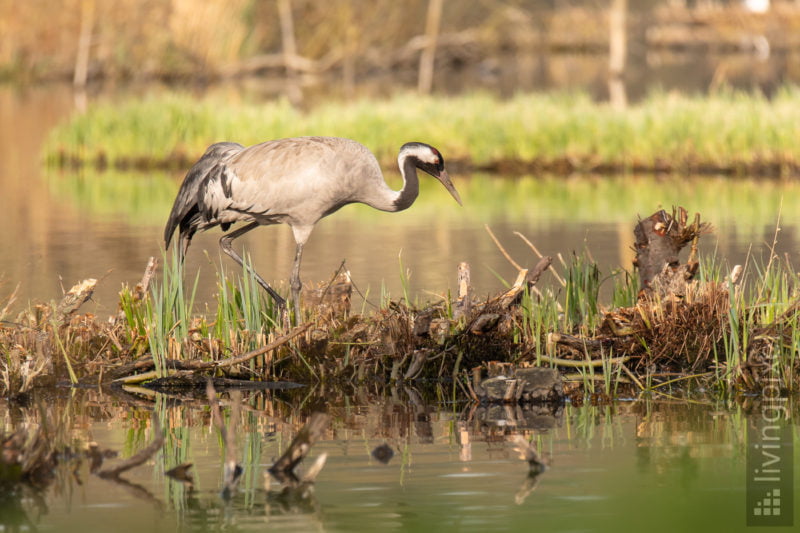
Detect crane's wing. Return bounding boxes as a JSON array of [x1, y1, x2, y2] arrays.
[[164, 142, 244, 249]]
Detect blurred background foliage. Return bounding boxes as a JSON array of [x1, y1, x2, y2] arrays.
[[3, 0, 800, 88]]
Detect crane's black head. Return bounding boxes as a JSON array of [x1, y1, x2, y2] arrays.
[[400, 142, 444, 175], [400, 142, 462, 205]]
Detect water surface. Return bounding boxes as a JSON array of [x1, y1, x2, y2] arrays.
[[2, 389, 797, 532], [2, 87, 799, 317]]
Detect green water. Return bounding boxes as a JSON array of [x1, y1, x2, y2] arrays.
[[2, 389, 797, 532]]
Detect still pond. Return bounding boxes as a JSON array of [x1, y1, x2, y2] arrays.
[[1, 86, 799, 532]]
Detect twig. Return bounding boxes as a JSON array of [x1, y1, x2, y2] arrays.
[[134, 257, 158, 301], [514, 231, 566, 287], [620, 363, 645, 390], [215, 322, 312, 370], [485, 224, 522, 271], [537, 353, 630, 368]]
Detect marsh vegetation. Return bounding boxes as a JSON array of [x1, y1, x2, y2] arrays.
[[3, 1, 800, 529], [46, 89, 800, 176]]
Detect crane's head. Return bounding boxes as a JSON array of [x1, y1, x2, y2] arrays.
[[400, 142, 462, 206]]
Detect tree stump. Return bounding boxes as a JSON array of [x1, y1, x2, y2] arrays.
[[632, 207, 708, 298]]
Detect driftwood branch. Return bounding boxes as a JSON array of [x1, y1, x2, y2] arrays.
[[497, 256, 553, 308], [514, 231, 566, 287], [537, 352, 630, 369], [213, 322, 312, 370], [112, 322, 312, 383], [55, 278, 97, 323]]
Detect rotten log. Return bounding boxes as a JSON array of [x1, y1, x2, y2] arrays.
[[475, 366, 563, 403], [633, 207, 708, 297], [453, 261, 472, 319], [55, 278, 97, 323]]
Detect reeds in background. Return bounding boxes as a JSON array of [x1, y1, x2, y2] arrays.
[[45, 89, 800, 176]]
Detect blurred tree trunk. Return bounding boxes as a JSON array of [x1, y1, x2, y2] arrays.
[[418, 0, 444, 94], [278, 0, 303, 106], [342, 1, 357, 99], [73, 0, 95, 112], [73, 0, 95, 89], [608, 0, 627, 109]]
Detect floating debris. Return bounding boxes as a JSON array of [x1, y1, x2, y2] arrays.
[[371, 443, 395, 464]]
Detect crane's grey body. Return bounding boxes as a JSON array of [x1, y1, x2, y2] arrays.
[[165, 136, 461, 320]]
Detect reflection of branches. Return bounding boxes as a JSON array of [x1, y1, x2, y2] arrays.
[[515, 471, 544, 506], [268, 412, 330, 487], [206, 381, 242, 499], [97, 415, 164, 479], [0, 485, 43, 532], [93, 413, 166, 510], [99, 473, 164, 510], [511, 435, 547, 505]]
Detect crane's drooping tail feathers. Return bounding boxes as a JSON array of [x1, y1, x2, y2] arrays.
[[164, 142, 244, 252]]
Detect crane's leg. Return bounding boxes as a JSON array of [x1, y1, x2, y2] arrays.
[[288, 225, 313, 323], [289, 242, 304, 321], [178, 233, 192, 264], [219, 221, 287, 311]]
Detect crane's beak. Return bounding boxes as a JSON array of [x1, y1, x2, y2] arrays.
[[437, 170, 462, 206]]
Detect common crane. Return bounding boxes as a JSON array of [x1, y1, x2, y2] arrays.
[[164, 136, 462, 320]]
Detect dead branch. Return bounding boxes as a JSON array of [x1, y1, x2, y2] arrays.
[[496, 256, 552, 308], [213, 322, 312, 370], [55, 278, 97, 323], [485, 224, 523, 271], [134, 257, 158, 301], [111, 322, 312, 383], [514, 231, 566, 287]]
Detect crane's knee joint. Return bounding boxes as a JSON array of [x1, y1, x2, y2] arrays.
[[290, 277, 302, 293]]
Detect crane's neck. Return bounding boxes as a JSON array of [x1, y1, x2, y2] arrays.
[[390, 155, 420, 212], [359, 152, 420, 213]]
